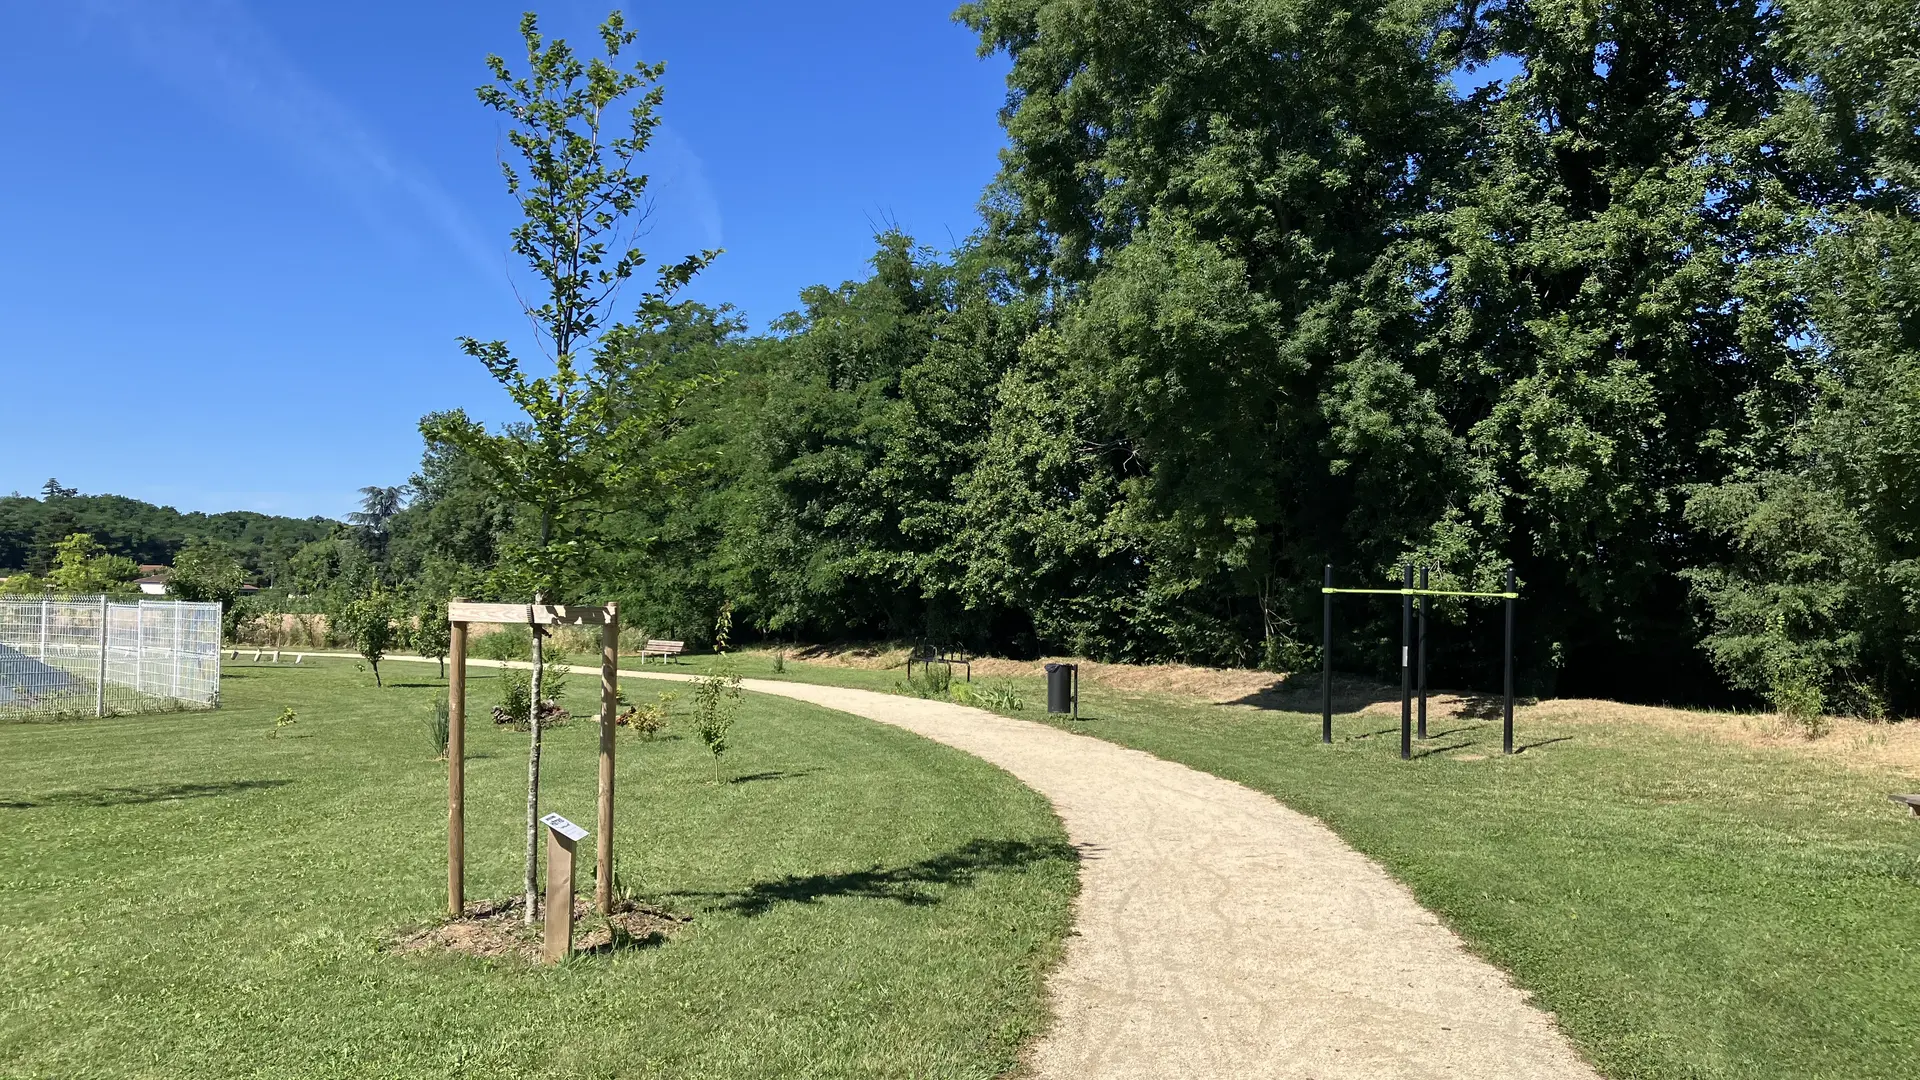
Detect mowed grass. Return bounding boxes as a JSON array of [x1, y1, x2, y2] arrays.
[[0, 661, 1076, 1080], [657, 651, 1920, 1080]]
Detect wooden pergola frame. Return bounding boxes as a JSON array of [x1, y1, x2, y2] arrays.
[[445, 600, 620, 919]]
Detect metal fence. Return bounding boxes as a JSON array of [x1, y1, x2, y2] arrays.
[[0, 597, 222, 720]]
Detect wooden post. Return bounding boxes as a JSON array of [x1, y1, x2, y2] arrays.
[[597, 602, 619, 913], [541, 814, 587, 963], [448, 616, 468, 919]]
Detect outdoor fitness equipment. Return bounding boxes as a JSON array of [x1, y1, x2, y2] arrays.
[[1320, 564, 1520, 759]]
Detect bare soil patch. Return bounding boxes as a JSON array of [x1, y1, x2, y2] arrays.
[[393, 896, 687, 961]]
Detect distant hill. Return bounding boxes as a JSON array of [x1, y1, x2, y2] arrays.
[[0, 487, 339, 583]]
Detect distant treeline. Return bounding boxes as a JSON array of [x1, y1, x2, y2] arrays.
[[307, 0, 1920, 718], [0, 484, 337, 584]]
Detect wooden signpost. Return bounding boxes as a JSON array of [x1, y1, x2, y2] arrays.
[[445, 600, 620, 928], [540, 812, 589, 962]]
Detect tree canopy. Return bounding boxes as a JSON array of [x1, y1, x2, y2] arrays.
[[283, 0, 1920, 717]]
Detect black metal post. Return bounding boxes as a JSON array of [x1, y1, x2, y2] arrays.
[[1418, 565, 1429, 739], [1503, 566, 1516, 755], [1322, 564, 1333, 744], [1401, 563, 1413, 760]]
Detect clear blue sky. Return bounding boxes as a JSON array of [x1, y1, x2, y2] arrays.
[[0, 1, 1010, 520]]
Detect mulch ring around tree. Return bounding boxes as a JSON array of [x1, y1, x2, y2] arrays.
[[392, 895, 688, 961]]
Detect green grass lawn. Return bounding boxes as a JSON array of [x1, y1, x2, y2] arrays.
[[656, 650, 1920, 1080], [0, 662, 1075, 1080]]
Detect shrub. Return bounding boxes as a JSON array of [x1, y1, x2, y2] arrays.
[[1770, 660, 1831, 738], [898, 663, 953, 699], [952, 678, 1026, 711], [1261, 633, 1321, 675], [619, 691, 677, 740], [471, 625, 532, 662], [495, 669, 532, 727], [977, 680, 1025, 711], [270, 707, 297, 738], [491, 663, 568, 731], [771, 652, 786, 674]]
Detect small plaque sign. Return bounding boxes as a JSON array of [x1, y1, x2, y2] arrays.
[[540, 812, 589, 842]]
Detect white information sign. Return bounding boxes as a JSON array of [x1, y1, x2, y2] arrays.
[[540, 812, 589, 842]]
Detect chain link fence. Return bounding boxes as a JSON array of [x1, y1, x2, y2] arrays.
[[0, 597, 222, 720]]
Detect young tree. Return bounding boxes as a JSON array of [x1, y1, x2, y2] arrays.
[[426, 10, 719, 922], [413, 595, 453, 679], [335, 590, 398, 688], [691, 601, 742, 777]]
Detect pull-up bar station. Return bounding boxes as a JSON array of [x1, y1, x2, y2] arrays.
[[1320, 564, 1520, 758]]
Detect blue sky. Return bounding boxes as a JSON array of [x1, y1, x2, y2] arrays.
[[0, 1, 1010, 519]]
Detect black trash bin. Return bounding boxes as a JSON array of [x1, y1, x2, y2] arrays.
[[1044, 662, 1078, 719]]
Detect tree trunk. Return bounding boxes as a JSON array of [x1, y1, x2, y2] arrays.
[[524, 619, 545, 923], [373, 660, 382, 688], [523, 512, 553, 925]]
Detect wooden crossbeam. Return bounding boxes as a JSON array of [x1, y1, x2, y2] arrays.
[[446, 602, 611, 626]]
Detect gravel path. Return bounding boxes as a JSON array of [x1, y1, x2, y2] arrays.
[[360, 650, 1597, 1077], [619, 671, 1602, 1080]]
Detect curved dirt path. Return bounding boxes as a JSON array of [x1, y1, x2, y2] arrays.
[[352, 651, 1595, 1076], [617, 670, 1601, 1080]]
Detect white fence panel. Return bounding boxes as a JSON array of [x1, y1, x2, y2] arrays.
[[0, 596, 221, 719]]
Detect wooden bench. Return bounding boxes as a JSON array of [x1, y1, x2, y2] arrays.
[[1891, 794, 1920, 817], [638, 639, 686, 664]]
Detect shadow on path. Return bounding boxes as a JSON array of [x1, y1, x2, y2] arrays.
[[669, 838, 1079, 917], [1, 778, 292, 810]]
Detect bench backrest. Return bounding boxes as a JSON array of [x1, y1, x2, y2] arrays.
[[643, 640, 686, 652]]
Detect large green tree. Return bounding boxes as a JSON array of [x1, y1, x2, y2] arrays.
[[1681, 0, 1920, 714]]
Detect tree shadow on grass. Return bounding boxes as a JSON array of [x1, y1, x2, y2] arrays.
[[1515, 735, 1575, 753], [1410, 740, 1475, 760], [1230, 679, 1532, 724], [1, 778, 291, 809], [670, 838, 1082, 917], [727, 768, 818, 785]]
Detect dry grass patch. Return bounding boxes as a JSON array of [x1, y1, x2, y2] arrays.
[[746, 643, 1920, 779], [779, 642, 1290, 701]]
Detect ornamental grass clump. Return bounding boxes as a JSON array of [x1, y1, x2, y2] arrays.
[[426, 694, 451, 759]]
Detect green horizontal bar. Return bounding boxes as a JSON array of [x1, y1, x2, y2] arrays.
[[1322, 588, 1519, 599]]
